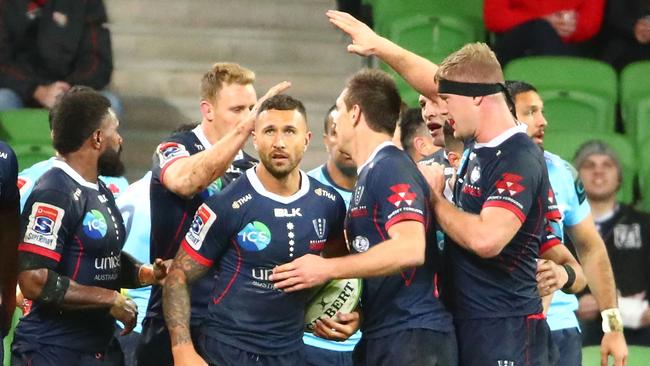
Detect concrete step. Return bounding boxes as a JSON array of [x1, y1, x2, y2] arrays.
[[106, 0, 336, 31], [110, 25, 358, 70]]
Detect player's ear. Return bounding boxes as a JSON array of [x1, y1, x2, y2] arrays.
[[252, 131, 259, 151], [200, 100, 213, 121], [303, 131, 312, 152], [94, 130, 102, 147], [351, 104, 361, 127]]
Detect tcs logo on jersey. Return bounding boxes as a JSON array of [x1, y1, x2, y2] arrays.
[[237, 221, 271, 251], [83, 210, 107, 239], [185, 205, 217, 251]]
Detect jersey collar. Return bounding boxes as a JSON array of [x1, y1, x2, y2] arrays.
[[52, 159, 99, 191], [246, 167, 310, 204], [357, 141, 395, 174], [193, 125, 244, 160], [473, 124, 527, 149]]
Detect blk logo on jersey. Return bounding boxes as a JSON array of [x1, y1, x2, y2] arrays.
[[156, 142, 189, 168], [495, 173, 525, 196], [83, 210, 108, 239], [387, 184, 416, 207], [24, 203, 65, 250], [185, 205, 217, 250], [238, 221, 271, 251]]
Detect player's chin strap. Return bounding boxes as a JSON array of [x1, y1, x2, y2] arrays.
[[437, 78, 517, 117]]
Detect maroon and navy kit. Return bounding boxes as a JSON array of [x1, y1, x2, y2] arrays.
[[0, 141, 18, 345], [13, 160, 125, 355], [146, 126, 257, 323], [450, 126, 558, 365], [345, 142, 455, 365], [180, 168, 346, 361]]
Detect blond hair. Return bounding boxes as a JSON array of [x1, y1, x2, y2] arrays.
[[200, 62, 255, 102], [435, 43, 504, 84]]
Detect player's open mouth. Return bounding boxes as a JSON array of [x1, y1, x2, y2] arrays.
[[272, 152, 289, 160], [427, 122, 441, 134]]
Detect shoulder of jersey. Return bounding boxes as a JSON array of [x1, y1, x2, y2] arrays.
[[309, 176, 343, 204]]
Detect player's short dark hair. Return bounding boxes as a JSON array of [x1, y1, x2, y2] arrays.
[[51, 88, 111, 154], [343, 69, 401, 136], [399, 108, 425, 153], [323, 104, 336, 135], [505, 80, 537, 98], [257, 94, 307, 123], [48, 86, 95, 130]]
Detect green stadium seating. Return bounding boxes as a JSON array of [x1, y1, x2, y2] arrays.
[[11, 143, 55, 171], [620, 61, 650, 146], [543, 131, 636, 204], [371, 0, 485, 106], [505, 57, 618, 133], [582, 345, 650, 366], [0, 108, 50, 145]]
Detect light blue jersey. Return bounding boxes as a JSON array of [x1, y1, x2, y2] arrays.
[[116, 172, 152, 333], [544, 151, 591, 331], [17, 157, 129, 211], [305, 164, 359, 351]]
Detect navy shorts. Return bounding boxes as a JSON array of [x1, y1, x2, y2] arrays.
[[455, 314, 558, 366], [304, 344, 353, 366], [12, 337, 124, 366], [199, 335, 304, 366], [352, 328, 458, 366], [135, 317, 202, 366], [550, 327, 581, 366]]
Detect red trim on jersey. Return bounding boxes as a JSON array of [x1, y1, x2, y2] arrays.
[[372, 204, 387, 241], [18, 243, 61, 262], [180, 239, 214, 267], [160, 156, 189, 186], [433, 273, 439, 298], [483, 200, 525, 223], [527, 313, 546, 320], [539, 238, 562, 255], [72, 236, 85, 280], [213, 239, 242, 304], [165, 212, 189, 259], [400, 268, 416, 286], [385, 212, 425, 232]]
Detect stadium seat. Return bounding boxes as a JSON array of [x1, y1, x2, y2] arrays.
[[543, 131, 636, 204], [620, 61, 650, 146], [0, 108, 50, 145], [504, 57, 618, 133], [11, 143, 55, 171], [583, 345, 650, 366]]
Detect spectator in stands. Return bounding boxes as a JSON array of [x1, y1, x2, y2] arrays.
[[484, 0, 606, 66], [0, 0, 121, 115], [573, 140, 650, 346], [597, 0, 650, 71]]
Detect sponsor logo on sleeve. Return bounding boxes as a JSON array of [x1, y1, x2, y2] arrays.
[[156, 142, 190, 168], [237, 221, 271, 251], [185, 205, 217, 251], [495, 173, 525, 196], [387, 184, 416, 207], [24, 203, 65, 250], [231, 193, 252, 209]]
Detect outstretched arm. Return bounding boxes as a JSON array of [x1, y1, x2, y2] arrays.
[[326, 10, 439, 98], [163, 248, 210, 366]]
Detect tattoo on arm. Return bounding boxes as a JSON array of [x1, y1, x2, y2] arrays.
[[163, 249, 209, 347]]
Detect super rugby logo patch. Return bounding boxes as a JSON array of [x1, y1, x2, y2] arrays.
[[156, 142, 190, 168], [185, 204, 217, 251], [24, 203, 65, 250]]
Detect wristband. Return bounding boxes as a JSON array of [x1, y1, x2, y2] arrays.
[[560, 264, 576, 292], [601, 308, 624, 333]]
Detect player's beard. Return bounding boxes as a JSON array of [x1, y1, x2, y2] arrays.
[[261, 152, 300, 180], [98, 145, 125, 177]]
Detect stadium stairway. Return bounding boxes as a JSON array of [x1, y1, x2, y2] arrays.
[[106, 0, 361, 181]]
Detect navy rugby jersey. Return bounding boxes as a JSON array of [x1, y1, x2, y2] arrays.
[[346, 142, 453, 338], [181, 168, 346, 355], [15, 159, 125, 351], [451, 125, 558, 319], [0, 141, 18, 336], [147, 125, 257, 322], [0, 141, 18, 206]]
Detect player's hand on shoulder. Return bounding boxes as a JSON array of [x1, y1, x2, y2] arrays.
[[314, 311, 361, 342], [536, 259, 568, 296], [270, 254, 332, 292], [418, 162, 445, 199], [110, 292, 138, 335], [326, 10, 382, 57], [172, 344, 208, 366]]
